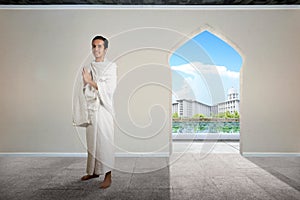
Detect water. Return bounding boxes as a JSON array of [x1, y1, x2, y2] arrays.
[[172, 121, 240, 133]]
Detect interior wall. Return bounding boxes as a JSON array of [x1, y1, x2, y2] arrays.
[[0, 7, 299, 154]]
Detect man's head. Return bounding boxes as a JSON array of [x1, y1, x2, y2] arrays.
[[91, 35, 109, 61]]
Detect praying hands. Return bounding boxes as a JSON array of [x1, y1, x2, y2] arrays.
[[82, 68, 98, 90]]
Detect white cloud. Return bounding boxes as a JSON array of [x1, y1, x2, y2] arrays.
[[214, 66, 239, 79], [173, 78, 196, 101], [171, 63, 197, 79], [171, 62, 240, 104], [171, 62, 239, 79]]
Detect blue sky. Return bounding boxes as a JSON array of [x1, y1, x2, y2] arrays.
[[170, 30, 243, 105]]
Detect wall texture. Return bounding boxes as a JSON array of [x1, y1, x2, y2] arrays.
[[0, 7, 299, 155]]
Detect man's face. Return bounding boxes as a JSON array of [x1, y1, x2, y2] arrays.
[[92, 39, 106, 60]]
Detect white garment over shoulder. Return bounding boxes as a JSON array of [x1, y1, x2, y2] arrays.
[[84, 59, 117, 116], [73, 58, 117, 175]]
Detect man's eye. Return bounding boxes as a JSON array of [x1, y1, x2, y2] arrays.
[[92, 45, 96, 48]]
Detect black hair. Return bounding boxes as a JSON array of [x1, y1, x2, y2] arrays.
[[92, 35, 108, 49]]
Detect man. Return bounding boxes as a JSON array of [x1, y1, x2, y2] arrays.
[[78, 35, 117, 189]]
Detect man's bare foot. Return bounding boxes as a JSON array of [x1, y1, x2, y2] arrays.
[[81, 174, 99, 181], [100, 171, 112, 189]]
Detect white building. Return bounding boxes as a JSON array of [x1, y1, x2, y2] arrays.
[[172, 87, 240, 117], [172, 102, 179, 115], [218, 88, 240, 114], [210, 105, 218, 116], [172, 99, 211, 118]]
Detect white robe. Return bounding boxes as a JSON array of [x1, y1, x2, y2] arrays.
[[73, 58, 117, 175]]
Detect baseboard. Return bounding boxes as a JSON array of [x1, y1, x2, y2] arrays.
[[0, 152, 170, 157], [0, 153, 88, 157], [242, 152, 300, 157], [115, 152, 169, 157]]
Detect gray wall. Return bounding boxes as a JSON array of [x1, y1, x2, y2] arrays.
[[0, 7, 299, 155]]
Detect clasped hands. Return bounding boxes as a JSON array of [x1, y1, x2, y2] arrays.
[[82, 68, 92, 85], [82, 67, 98, 90]]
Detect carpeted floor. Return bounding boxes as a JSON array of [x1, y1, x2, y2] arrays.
[[0, 142, 299, 200]]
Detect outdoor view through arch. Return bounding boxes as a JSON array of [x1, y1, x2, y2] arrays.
[[170, 30, 243, 140]]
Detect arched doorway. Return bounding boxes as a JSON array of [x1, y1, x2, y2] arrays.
[[170, 29, 244, 153]]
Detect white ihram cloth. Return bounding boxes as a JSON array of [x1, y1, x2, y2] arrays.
[[72, 58, 117, 175]]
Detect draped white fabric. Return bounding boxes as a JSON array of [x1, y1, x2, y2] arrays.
[[73, 59, 117, 175]]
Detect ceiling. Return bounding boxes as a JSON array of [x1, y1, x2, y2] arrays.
[[0, 0, 299, 5]]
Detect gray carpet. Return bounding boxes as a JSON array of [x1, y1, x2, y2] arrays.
[[0, 153, 299, 199]]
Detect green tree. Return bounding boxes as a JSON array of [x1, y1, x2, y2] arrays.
[[225, 111, 233, 119], [192, 113, 205, 119], [217, 112, 225, 118], [233, 111, 240, 119], [172, 112, 179, 119]]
